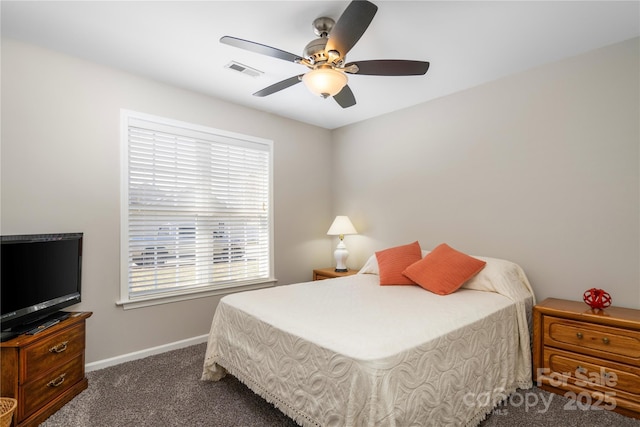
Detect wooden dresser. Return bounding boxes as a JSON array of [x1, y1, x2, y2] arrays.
[[533, 298, 640, 419], [1, 312, 92, 426]]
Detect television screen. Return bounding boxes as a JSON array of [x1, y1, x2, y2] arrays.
[[1, 233, 82, 333]]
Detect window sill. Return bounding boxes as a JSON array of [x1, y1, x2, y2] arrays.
[[116, 278, 277, 310]]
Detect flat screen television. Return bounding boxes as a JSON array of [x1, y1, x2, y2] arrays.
[[1, 232, 83, 338]]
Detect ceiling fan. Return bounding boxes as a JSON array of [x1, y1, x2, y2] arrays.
[[220, 0, 430, 108]]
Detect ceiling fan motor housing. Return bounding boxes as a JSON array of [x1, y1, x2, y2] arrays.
[[304, 17, 336, 64], [303, 37, 329, 64]]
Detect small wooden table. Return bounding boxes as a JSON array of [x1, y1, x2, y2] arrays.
[[313, 267, 358, 281]]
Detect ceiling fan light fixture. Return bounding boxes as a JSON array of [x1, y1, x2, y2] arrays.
[[302, 68, 348, 98]]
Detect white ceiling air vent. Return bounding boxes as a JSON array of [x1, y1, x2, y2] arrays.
[[224, 61, 263, 78]]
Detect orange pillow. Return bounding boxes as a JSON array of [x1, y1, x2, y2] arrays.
[[403, 243, 486, 295], [376, 241, 422, 285]]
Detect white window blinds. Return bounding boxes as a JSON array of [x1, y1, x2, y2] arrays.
[[121, 111, 273, 305]]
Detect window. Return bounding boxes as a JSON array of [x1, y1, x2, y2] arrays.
[[119, 110, 274, 309]]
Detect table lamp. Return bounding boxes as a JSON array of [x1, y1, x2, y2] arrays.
[[326, 215, 358, 272]]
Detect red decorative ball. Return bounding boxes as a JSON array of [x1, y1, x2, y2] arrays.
[[583, 288, 612, 309]]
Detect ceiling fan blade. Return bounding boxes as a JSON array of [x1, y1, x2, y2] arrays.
[[253, 75, 304, 97], [346, 60, 430, 76], [325, 0, 378, 59], [221, 36, 302, 63], [333, 85, 356, 108]]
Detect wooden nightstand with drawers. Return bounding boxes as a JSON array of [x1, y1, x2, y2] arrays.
[[313, 268, 358, 281], [533, 298, 640, 419]]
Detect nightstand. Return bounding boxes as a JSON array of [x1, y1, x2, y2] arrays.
[[533, 298, 640, 419], [313, 267, 358, 281]]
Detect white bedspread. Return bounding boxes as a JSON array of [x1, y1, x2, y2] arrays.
[[202, 261, 534, 426]]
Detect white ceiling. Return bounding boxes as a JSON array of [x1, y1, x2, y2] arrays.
[[2, 1, 639, 129]]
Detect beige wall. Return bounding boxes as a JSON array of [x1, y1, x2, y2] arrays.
[[333, 37, 640, 309], [1, 39, 334, 363]]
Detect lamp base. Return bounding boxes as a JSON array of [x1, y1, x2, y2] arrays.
[[333, 240, 349, 273]]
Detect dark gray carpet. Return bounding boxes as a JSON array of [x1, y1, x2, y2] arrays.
[[41, 343, 640, 426]]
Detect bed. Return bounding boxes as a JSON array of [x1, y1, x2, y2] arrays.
[[202, 252, 535, 426]]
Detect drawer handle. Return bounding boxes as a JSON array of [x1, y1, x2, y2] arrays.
[[602, 337, 610, 345], [576, 332, 583, 339], [47, 373, 66, 388], [49, 341, 69, 354]]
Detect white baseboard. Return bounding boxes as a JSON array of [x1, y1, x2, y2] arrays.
[[86, 334, 208, 372]]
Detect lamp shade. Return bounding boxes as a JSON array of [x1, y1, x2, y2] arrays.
[[327, 216, 358, 236], [302, 68, 348, 98]]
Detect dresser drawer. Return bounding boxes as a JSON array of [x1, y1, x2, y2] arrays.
[[544, 347, 640, 396], [20, 354, 85, 420], [23, 321, 86, 382], [544, 316, 640, 366]]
